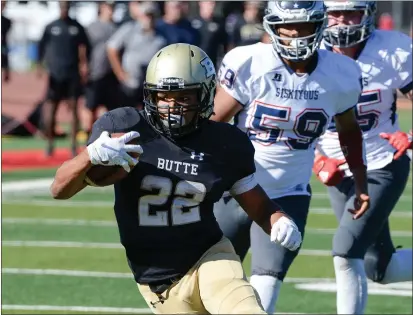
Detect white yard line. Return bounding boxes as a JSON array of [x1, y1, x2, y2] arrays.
[[1, 240, 331, 256], [1, 305, 152, 314], [0, 267, 336, 284], [312, 192, 411, 201], [3, 198, 412, 217], [3, 218, 412, 236], [2, 178, 109, 193], [3, 267, 411, 288], [2, 178, 54, 193], [3, 178, 412, 201], [2, 218, 117, 227], [310, 207, 412, 218], [2, 240, 123, 249], [0, 268, 331, 283], [2, 268, 132, 279], [2, 199, 114, 208], [0, 304, 306, 314], [306, 228, 412, 237]]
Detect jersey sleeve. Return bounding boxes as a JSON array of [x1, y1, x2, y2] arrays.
[[87, 107, 142, 145], [392, 32, 413, 93], [217, 47, 251, 106], [225, 127, 257, 196], [87, 113, 115, 145], [38, 23, 51, 62], [335, 58, 363, 115]]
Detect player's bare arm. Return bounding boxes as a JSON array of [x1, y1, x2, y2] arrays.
[[211, 86, 243, 122], [51, 131, 142, 199], [234, 184, 302, 251], [235, 184, 285, 234], [50, 150, 92, 199], [334, 108, 370, 219]]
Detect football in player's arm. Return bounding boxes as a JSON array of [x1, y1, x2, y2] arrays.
[[50, 43, 302, 314], [50, 128, 301, 250]]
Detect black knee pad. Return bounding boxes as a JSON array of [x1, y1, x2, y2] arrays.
[[252, 268, 287, 282], [364, 243, 395, 283]]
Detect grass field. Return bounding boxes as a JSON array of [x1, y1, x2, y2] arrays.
[[2, 110, 412, 314]]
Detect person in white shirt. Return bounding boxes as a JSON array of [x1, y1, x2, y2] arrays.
[[211, 1, 370, 313], [315, 2, 413, 314]]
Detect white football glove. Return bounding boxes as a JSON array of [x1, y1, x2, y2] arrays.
[[271, 216, 302, 251], [87, 131, 143, 172]]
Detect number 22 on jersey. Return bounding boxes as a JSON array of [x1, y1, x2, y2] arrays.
[[138, 175, 207, 227]]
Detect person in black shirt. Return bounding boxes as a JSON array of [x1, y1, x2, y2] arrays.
[[50, 43, 302, 314], [155, 1, 199, 46], [191, 1, 228, 68], [1, 1, 12, 83], [37, 1, 90, 157]]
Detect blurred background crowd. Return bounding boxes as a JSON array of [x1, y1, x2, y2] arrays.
[[1, 1, 412, 157]]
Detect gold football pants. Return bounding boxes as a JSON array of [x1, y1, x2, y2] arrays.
[[138, 237, 267, 314]]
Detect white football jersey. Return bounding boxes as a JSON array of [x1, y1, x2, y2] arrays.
[[318, 30, 413, 174], [218, 43, 362, 199]]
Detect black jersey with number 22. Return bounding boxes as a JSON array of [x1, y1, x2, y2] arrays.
[[87, 107, 255, 285]]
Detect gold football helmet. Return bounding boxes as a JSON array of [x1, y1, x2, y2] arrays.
[[144, 43, 216, 138]]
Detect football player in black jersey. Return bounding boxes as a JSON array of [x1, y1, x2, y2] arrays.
[[50, 43, 302, 314]]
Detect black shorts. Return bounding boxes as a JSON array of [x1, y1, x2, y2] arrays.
[[1, 53, 9, 69], [85, 73, 119, 111], [47, 75, 82, 103]]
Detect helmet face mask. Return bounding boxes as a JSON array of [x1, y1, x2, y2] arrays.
[[323, 1, 376, 48], [143, 45, 216, 139], [144, 83, 214, 138], [263, 1, 327, 61]]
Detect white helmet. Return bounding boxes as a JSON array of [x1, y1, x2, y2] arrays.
[[263, 1, 327, 61], [324, 1, 377, 48]]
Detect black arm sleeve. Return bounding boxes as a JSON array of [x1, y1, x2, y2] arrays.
[[235, 132, 256, 180], [226, 126, 256, 184], [87, 113, 115, 145], [38, 25, 50, 63]]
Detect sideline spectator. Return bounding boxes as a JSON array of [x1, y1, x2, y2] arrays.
[[85, 1, 118, 134], [156, 1, 199, 45], [191, 1, 228, 68], [226, 1, 265, 49], [107, 1, 166, 109], [37, 1, 89, 157]]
